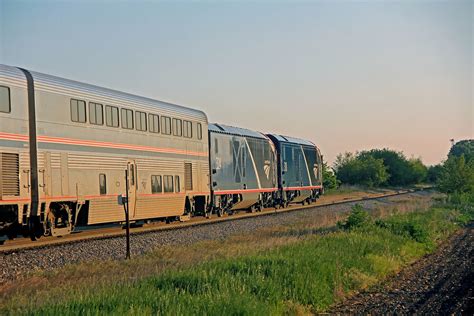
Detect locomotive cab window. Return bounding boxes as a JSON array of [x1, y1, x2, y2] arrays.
[[121, 108, 134, 129], [70, 99, 86, 122], [151, 175, 162, 194], [99, 174, 107, 195], [105, 105, 119, 127], [135, 111, 147, 131], [0, 86, 11, 113], [149, 114, 160, 133], [89, 102, 104, 125]]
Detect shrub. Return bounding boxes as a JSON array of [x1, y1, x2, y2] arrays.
[[322, 162, 340, 190], [338, 204, 371, 230], [376, 219, 428, 243]]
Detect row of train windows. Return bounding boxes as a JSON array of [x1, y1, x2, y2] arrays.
[[99, 174, 181, 195], [71, 98, 203, 140]]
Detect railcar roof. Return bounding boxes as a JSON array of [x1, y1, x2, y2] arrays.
[[209, 123, 267, 140], [267, 134, 316, 147], [0, 64, 207, 122]]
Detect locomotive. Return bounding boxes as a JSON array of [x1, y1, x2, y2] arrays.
[[0, 64, 323, 243]]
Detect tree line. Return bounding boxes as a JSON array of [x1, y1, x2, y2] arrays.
[[323, 139, 474, 195]]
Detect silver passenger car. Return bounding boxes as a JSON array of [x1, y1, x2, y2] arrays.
[[0, 64, 209, 240]]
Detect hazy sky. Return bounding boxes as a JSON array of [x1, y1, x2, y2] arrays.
[[1, 1, 472, 165]]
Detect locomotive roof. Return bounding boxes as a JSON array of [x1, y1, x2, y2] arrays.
[[208, 123, 268, 140], [267, 134, 316, 147], [0, 64, 208, 122]]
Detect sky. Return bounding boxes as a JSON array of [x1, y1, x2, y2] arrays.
[[0, 0, 472, 166]]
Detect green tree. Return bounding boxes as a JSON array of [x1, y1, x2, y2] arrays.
[[407, 158, 428, 184], [427, 164, 443, 183], [358, 149, 412, 186], [334, 152, 388, 187], [448, 140, 474, 162], [437, 155, 474, 194], [322, 162, 340, 190]]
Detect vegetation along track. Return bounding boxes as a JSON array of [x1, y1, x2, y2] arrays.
[[0, 189, 427, 283]]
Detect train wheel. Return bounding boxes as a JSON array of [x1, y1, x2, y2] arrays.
[[45, 204, 72, 237]]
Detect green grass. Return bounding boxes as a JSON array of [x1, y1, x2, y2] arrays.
[[5, 198, 472, 316]]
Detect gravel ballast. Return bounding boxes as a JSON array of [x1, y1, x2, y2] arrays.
[[331, 222, 474, 314]]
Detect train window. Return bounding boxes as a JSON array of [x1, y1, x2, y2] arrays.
[[99, 174, 107, 195], [0, 86, 11, 113], [183, 121, 193, 138], [197, 123, 202, 140], [164, 175, 174, 193], [135, 111, 147, 131], [149, 114, 160, 133], [105, 105, 119, 127], [121, 108, 134, 129], [89, 102, 104, 125], [70, 99, 86, 123], [175, 176, 180, 193], [161, 116, 172, 135], [214, 138, 218, 154], [172, 118, 182, 136], [151, 175, 162, 194]]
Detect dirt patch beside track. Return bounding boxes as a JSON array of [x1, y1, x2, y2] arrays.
[[332, 223, 474, 314]]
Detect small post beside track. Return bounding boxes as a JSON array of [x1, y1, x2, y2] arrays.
[[118, 169, 131, 260]]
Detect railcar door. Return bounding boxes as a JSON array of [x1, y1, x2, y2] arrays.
[[127, 161, 137, 218]]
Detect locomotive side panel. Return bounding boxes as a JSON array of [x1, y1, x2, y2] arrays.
[[209, 123, 278, 212]]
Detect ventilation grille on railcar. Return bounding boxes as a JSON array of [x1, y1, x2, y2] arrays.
[[1, 153, 20, 196], [185, 163, 193, 191]]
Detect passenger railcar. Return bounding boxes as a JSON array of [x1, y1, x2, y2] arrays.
[[0, 64, 209, 241], [208, 123, 277, 215], [266, 134, 323, 206]]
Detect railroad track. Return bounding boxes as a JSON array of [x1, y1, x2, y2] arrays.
[[0, 188, 425, 254]]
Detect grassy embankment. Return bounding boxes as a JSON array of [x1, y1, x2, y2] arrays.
[[2, 193, 472, 315]]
